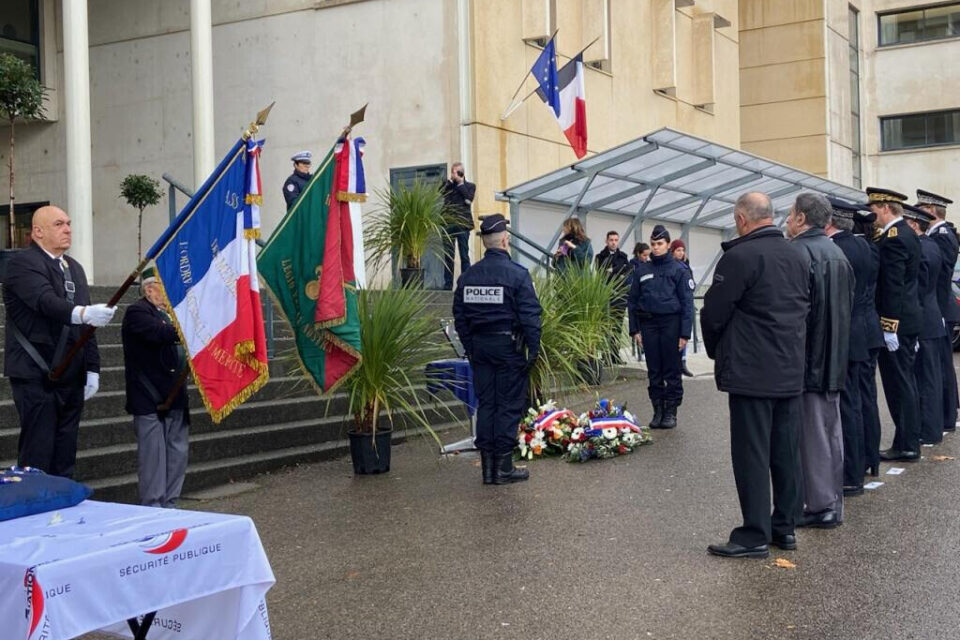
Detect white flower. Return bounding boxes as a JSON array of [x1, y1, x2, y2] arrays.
[[603, 427, 618, 440]]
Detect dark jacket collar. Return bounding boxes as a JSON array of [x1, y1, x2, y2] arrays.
[[484, 248, 510, 260], [650, 251, 675, 265], [721, 224, 783, 252], [294, 169, 311, 179], [793, 227, 826, 241]]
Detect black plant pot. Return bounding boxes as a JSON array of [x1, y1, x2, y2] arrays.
[[348, 429, 393, 475], [0, 248, 22, 284], [399, 267, 423, 288]]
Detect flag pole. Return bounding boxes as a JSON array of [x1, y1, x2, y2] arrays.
[[48, 103, 275, 381], [500, 30, 558, 120], [501, 34, 598, 121]]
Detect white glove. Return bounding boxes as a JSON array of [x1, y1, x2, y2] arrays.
[[915, 340, 920, 353], [83, 371, 100, 401], [81, 304, 116, 327], [883, 331, 899, 352]]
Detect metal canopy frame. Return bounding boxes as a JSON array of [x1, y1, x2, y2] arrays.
[[496, 128, 866, 234]]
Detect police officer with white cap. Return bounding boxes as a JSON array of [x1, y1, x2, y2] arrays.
[[453, 214, 542, 485], [282, 150, 312, 210]]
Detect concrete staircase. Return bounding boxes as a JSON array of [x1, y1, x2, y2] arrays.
[[0, 286, 466, 503]]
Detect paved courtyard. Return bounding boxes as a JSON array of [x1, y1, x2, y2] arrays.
[[83, 360, 960, 639]]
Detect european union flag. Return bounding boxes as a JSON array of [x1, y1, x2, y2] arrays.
[[532, 37, 560, 117]]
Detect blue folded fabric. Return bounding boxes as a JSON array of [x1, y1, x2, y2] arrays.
[[0, 468, 92, 522]]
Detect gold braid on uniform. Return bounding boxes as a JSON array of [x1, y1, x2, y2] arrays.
[[880, 317, 899, 333]]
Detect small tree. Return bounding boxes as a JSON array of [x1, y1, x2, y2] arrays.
[[120, 174, 162, 262], [0, 53, 47, 248]]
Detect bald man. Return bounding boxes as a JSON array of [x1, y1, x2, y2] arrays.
[[3, 206, 114, 477]]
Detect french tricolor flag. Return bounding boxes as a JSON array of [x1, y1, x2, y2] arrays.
[[150, 137, 269, 423], [537, 53, 588, 159]]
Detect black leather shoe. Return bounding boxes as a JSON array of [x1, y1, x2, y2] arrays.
[[865, 464, 880, 477], [919, 438, 942, 446], [771, 534, 796, 550], [944, 425, 956, 433], [843, 485, 864, 497], [480, 451, 495, 485], [648, 401, 664, 429], [492, 452, 529, 484], [798, 509, 840, 529], [707, 542, 769, 558], [681, 363, 694, 377], [879, 448, 921, 462], [659, 404, 678, 429]]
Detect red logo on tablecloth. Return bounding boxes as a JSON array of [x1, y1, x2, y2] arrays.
[[141, 528, 188, 554], [24, 569, 43, 640]]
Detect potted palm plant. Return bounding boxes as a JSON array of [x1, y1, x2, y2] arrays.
[[341, 283, 451, 474], [365, 179, 452, 286], [529, 263, 625, 400]]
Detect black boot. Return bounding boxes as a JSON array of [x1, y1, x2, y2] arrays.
[[480, 451, 495, 485], [493, 452, 529, 484], [649, 400, 664, 429], [660, 404, 677, 429], [681, 361, 694, 377]]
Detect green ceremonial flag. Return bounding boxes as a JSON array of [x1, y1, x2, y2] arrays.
[[257, 141, 362, 393]]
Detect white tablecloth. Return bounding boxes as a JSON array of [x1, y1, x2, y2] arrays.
[[0, 500, 275, 640]]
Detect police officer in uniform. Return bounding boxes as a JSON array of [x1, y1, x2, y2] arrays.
[[867, 187, 922, 462], [453, 214, 542, 485], [627, 224, 694, 429], [282, 150, 312, 210], [825, 197, 876, 495], [916, 189, 959, 434], [902, 203, 946, 445]]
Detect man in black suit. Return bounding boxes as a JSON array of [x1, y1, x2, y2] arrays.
[[916, 189, 959, 434], [867, 187, 922, 462], [122, 267, 190, 507], [595, 230, 632, 364], [3, 206, 115, 477], [441, 162, 477, 290]]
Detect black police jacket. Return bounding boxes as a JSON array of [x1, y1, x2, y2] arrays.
[[928, 220, 960, 323], [832, 230, 883, 361], [121, 298, 189, 417], [918, 234, 947, 340], [701, 225, 810, 398], [441, 179, 477, 230], [595, 248, 631, 308], [2, 242, 100, 385], [627, 251, 694, 338], [792, 228, 854, 393], [452, 248, 542, 365], [282, 169, 311, 210], [875, 218, 921, 337]]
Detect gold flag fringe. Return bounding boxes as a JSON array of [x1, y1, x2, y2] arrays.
[[245, 194, 263, 206], [336, 191, 367, 203], [244, 228, 261, 239]]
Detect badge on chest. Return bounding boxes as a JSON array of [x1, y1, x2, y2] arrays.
[[464, 286, 504, 304]]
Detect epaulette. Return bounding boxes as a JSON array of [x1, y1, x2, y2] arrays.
[[887, 227, 898, 239]]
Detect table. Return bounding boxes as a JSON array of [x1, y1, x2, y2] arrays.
[[0, 500, 275, 640], [425, 358, 477, 454]]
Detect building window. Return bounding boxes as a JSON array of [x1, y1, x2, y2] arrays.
[[881, 109, 960, 150], [849, 6, 862, 188], [0, 0, 40, 78], [878, 2, 960, 46]]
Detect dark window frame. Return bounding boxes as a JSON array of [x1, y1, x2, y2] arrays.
[[0, 0, 41, 80], [850, 5, 862, 187], [880, 108, 960, 151], [877, 1, 960, 47]]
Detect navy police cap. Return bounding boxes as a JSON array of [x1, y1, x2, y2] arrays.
[[479, 214, 509, 235]]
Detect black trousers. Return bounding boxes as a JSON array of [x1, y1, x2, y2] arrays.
[[443, 227, 471, 290], [728, 394, 802, 548], [608, 306, 626, 364], [917, 337, 944, 444], [11, 378, 84, 478], [861, 349, 882, 470], [840, 360, 865, 487], [940, 328, 958, 429], [471, 335, 528, 455], [639, 314, 683, 406], [878, 335, 921, 453]]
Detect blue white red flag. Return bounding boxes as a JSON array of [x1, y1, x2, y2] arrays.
[[538, 53, 587, 158], [148, 137, 269, 423]]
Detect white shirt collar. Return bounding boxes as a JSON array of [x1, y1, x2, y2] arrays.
[[39, 246, 65, 262], [927, 220, 946, 235], [881, 216, 902, 234]]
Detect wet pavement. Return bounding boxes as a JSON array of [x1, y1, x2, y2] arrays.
[[83, 363, 960, 640]]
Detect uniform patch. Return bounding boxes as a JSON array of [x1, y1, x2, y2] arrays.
[[713, 273, 725, 283], [688, 278, 695, 290], [639, 274, 654, 282], [464, 286, 504, 304], [940, 226, 950, 234], [286, 183, 295, 191], [887, 227, 897, 238]]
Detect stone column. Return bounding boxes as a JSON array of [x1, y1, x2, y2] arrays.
[[190, 0, 215, 187]]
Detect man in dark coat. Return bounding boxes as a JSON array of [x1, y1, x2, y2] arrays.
[[3, 206, 114, 477], [441, 162, 477, 290], [826, 197, 880, 494], [122, 267, 190, 507], [595, 230, 632, 364], [917, 189, 959, 434], [902, 204, 946, 445], [786, 193, 854, 529], [702, 192, 810, 559], [282, 150, 312, 210], [868, 187, 923, 462]]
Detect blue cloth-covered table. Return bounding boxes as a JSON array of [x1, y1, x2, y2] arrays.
[[426, 358, 476, 415]]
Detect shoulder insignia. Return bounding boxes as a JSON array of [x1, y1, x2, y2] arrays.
[[286, 183, 295, 192], [940, 227, 949, 234], [887, 227, 897, 239], [688, 278, 695, 290]]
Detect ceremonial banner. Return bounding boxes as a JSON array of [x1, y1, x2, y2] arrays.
[[536, 52, 588, 158], [257, 136, 365, 393], [149, 137, 269, 422]]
